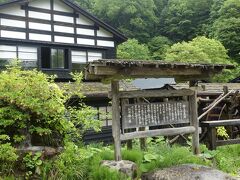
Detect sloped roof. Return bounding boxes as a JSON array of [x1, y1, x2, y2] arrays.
[[0, 0, 127, 43], [85, 59, 235, 81]]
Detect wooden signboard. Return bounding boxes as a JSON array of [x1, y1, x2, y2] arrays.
[[122, 101, 190, 129], [110, 86, 200, 161]]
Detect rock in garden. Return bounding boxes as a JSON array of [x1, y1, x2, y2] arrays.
[[141, 164, 238, 180], [101, 160, 137, 179]]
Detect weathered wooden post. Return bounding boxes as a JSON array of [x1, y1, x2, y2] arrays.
[[111, 80, 122, 161], [190, 90, 200, 155]]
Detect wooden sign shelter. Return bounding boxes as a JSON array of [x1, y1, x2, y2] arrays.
[[85, 60, 234, 161], [119, 89, 197, 140]]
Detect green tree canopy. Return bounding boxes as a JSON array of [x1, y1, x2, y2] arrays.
[[159, 0, 213, 41], [164, 36, 231, 64], [211, 0, 240, 62], [148, 36, 173, 60], [92, 0, 157, 42], [218, 0, 240, 19], [117, 39, 150, 60]]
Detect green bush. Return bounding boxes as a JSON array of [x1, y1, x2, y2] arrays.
[[0, 143, 18, 175], [53, 142, 87, 180]]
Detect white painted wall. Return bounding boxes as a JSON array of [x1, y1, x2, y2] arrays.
[[0, 5, 25, 16], [77, 38, 95, 46], [54, 25, 74, 34], [54, 0, 73, 12], [29, 22, 51, 31], [77, 28, 95, 36], [1, 30, 26, 39], [76, 15, 94, 25], [54, 14, 74, 23], [29, 33, 52, 42], [29, 11, 51, 20], [0, 18, 26, 28], [30, 0, 51, 10], [97, 40, 115, 47], [97, 27, 113, 38], [54, 36, 74, 44]]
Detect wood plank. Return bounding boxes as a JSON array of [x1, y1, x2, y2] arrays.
[[120, 126, 196, 141], [201, 119, 240, 127], [111, 81, 122, 161], [209, 127, 217, 150], [110, 89, 194, 99], [122, 101, 190, 129], [93, 66, 212, 77], [216, 139, 240, 147], [189, 90, 200, 155]]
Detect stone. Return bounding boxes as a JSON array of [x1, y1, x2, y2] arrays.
[[101, 160, 138, 179], [141, 164, 238, 180]]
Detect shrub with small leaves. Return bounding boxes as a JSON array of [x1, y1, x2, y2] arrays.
[[0, 62, 100, 147]]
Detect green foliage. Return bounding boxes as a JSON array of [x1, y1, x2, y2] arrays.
[[159, 0, 214, 41], [53, 142, 87, 180], [117, 39, 150, 60], [74, 0, 94, 11], [89, 166, 128, 180], [212, 18, 240, 62], [148, 36, 173, 60], [213, 65, 240, 82], [92, 0, 157, 42], [0, 63, 99, 147], [164, 36, 231, 64], [0, 143, 18, 175], [218, 0, 240, 19], [217, 127, 229, 139], [23, 152, 42, 178], [215, 145, 240, 175]]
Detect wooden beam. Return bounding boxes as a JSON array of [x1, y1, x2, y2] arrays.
[[216, 139, 240, 147], [208, 127, 217, 150], [189, 90, 200, 155], [201, 119, 240, 127], [109, 89, 194, 99], [93, 66, 209, 77], [111, 81, 122, 161], [120, 126, 196, 141], [198, 90, 234, 120]]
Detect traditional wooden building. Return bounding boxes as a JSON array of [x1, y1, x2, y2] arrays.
[[0, 0, 127, 79]]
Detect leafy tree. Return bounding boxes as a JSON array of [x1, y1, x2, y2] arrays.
[[92, 0, 157, 42], [218, 0, 240, 19], [164, 36, 235, 82], [148, 36, 173, 60], [212, 18, 240, 61], [159, 0, 214, 42], [117, 39, 150, 60], [211, 0, 240, 61], [164, 36, 231, 64], [74, 0, 94, 12]]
